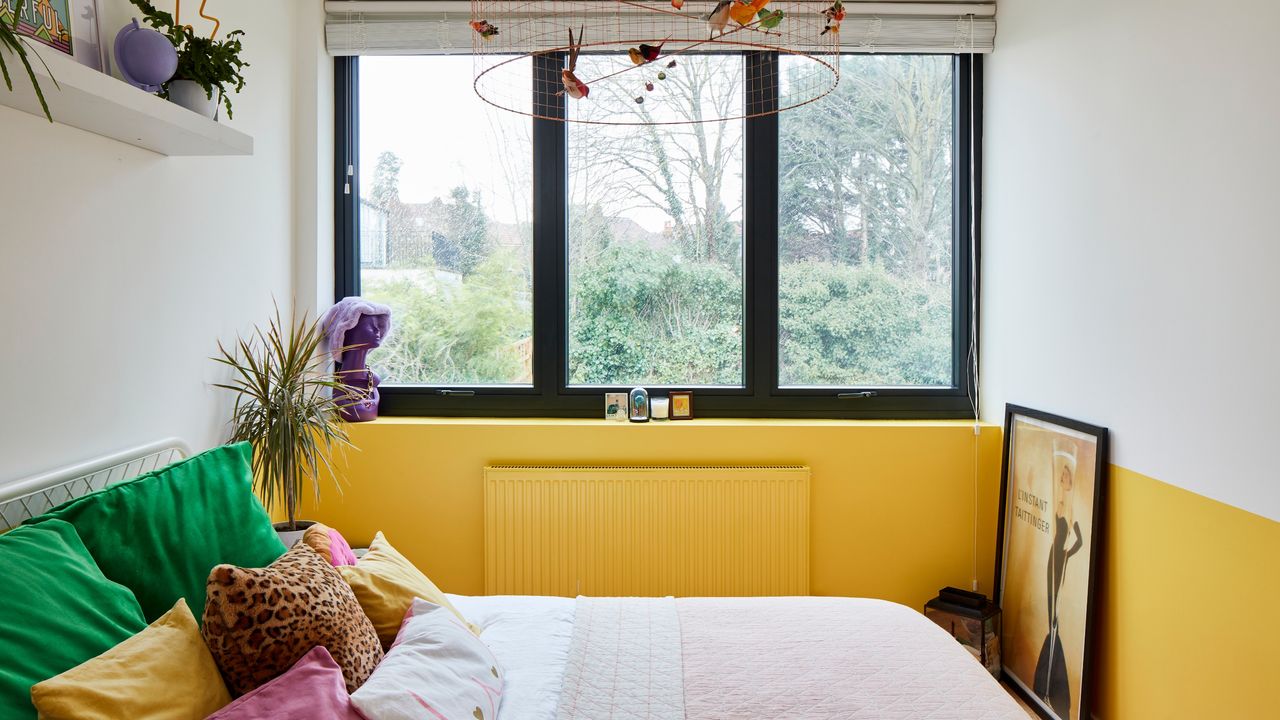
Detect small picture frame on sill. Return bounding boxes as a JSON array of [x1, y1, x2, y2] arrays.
[[604, 392, 627, 422], [668, 391, 693, 420]]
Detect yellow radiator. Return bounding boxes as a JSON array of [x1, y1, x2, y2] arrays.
[[483, 466, 810, 597]]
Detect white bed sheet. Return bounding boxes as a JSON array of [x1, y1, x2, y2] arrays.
[[447, 593, 576, 720]]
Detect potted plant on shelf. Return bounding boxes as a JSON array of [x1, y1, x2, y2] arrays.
[[213, 305, 364, 546], [128, 0, 247, 119], [0, 0, 54, 120]]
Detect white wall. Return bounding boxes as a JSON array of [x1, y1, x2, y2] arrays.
[[982, 0, 1280, 520], [292, 0, 335, 320], [0, 1, 325, 485]]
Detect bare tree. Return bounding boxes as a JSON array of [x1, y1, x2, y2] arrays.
[[568, 54, 745, 266]]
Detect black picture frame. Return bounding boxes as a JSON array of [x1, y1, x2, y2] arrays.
[[993, 404, 1108, 720]]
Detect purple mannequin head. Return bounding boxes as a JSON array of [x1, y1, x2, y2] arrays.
[[345, 313, 390, 352], [319, 298, 393, 422]]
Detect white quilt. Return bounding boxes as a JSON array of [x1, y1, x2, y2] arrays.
[[450, 594, 1027, 720]]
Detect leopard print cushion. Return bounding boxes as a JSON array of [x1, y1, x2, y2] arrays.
[[201, 542, 383, 696]]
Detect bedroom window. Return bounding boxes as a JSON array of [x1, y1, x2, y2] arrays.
[[567, 54, 745, 387], [350, 56, 534, 386], [778, 55, 955, 389], [335, 53, 980, 417]]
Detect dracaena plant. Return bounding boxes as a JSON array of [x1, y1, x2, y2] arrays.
[[0, 0, 55, 121], [129, 0, 247, 118], [213, 305, 365, 530]]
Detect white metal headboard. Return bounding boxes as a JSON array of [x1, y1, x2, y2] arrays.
[[0, 438, 192, 532]]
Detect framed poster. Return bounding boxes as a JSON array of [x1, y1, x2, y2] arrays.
[[995, 405, 1107, 720], [0, 0, 74, 55], [69, 0, 105, 72]]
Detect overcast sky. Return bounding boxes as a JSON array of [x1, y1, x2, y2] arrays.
[[359, 54, 749, 234], [360, 56, 533, 225]]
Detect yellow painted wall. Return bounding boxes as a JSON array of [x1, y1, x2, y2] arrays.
[[303, 419, 1279, 718], [1093, 466, 1279, 720], [303, 418, 1004, 611]]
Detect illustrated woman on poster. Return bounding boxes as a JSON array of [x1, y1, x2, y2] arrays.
[[1035, 441, 1083, 716]]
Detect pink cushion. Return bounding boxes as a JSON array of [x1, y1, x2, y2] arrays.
[[205, 646, 364, 720], [328, 529, 359, 566], [302, 523, 359, 567]]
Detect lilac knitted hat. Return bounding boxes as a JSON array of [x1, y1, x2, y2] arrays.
[[318, 297, 393, 363]]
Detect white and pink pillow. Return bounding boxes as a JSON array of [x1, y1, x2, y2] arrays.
[[352, 599, 505, 720]]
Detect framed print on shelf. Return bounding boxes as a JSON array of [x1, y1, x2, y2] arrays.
[[1, 0, 73, 55], [995, 405, 1108, 720], [70, 0, 106, 72], [668, 391, 693, 420]]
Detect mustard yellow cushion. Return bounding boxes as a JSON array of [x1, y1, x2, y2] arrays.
[[338, 531, 480, 647], [30, 598, 230, 720]]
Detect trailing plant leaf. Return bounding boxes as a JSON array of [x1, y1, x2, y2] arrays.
[[0, 0, 53, 121], [212, 303, 368, 528], [129, 0, 247, 118]]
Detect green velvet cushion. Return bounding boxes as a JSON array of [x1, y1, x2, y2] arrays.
[[27, 443, 287, 622], [0, 520, 147, 719]]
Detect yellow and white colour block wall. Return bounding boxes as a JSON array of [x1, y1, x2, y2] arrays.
[[307, 417, 1277, 720], [303, 418, 1006, 610], [983, 1, 1280, 717]]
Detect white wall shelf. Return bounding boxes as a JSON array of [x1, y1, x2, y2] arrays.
[[0, 46, 253, 157]]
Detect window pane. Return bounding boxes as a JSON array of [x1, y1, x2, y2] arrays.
[[778, 55, 954, 387], [358, 56, 533, 385], [566, 55, 745, 387]]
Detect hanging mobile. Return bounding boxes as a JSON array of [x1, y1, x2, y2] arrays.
[[470, 19, 499, 39], [561, 26, 589, 99]]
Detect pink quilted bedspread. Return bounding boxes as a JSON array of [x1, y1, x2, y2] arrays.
[[556, 596, 1026, 720]]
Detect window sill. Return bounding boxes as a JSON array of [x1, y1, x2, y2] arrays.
[[347, 416, 996, 430]]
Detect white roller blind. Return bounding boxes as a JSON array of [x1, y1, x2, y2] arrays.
[[325, 1, 995, 55]]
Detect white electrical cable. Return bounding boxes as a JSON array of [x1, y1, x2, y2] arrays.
[[966, 12, 981, 594]]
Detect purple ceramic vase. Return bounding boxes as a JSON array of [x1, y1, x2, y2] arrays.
[[114, 19, 177, 93]]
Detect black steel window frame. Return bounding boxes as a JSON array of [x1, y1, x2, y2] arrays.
[[334, 52, 982, 418]]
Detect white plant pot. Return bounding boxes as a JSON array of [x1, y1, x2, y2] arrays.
[[274, 520, 316, 548], [167, 80, 220, 119]]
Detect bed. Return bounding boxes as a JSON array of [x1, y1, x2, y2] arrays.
[[452, 593, 1028, 719], [2, 440, 1027, 720]]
